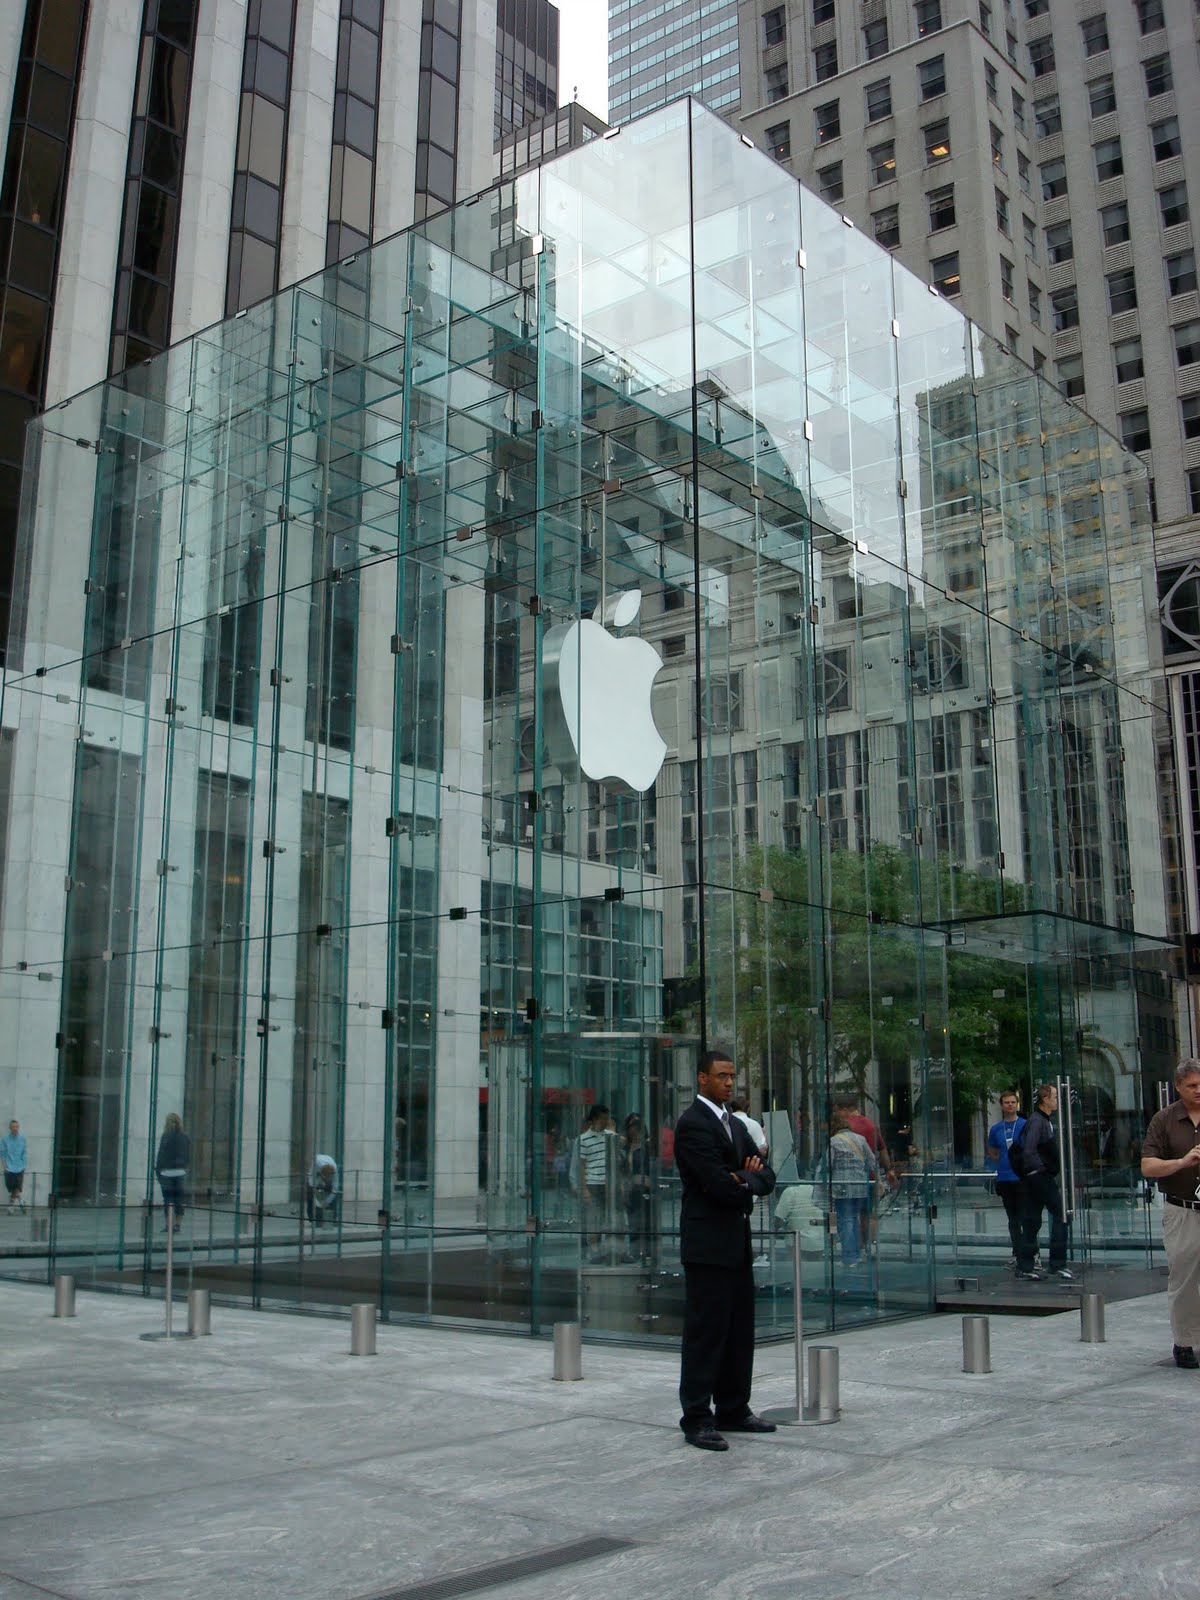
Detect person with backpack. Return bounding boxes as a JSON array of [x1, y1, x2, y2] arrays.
[[986, 1091, 1026, 1266], [1012, 1083, 1074, 1281]]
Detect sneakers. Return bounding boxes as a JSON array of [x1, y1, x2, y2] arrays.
[[1173, 1345, 1199, 1369], [1014, 1269, 1042, 1281], [1050, 1267, 1075, 1281], [1006, 1255, 1017, 1268]]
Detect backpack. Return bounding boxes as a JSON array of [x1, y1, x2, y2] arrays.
[[1007, 1123, 1029, 1179]]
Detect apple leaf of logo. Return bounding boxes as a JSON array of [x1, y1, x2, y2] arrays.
[[541, 590, 667, 795]]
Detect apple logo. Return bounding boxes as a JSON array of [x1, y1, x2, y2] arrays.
[[542, 590, 667, 795]]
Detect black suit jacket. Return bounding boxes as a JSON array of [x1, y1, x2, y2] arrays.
[[675, 1099, 776, 1268]]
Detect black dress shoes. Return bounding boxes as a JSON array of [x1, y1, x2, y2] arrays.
[[684, 1423, 729, 1451], [1173, 1344, 1199, 1369], [715, 1412, 777, 1434]]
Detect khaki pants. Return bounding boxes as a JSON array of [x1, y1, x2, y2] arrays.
[[1161, 1203, 1200, 1348]]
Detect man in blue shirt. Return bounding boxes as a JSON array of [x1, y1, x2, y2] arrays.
[[986, 1092, 1025, 1266], [1, 1120, 27, 1211]]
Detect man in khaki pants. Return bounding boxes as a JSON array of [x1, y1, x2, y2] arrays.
[[1141, 1060, 1200, 1369]]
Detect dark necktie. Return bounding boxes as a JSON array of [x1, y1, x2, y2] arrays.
[[721, 1110, 733, 1141]]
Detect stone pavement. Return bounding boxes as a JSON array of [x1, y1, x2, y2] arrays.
[[1, 1279, 1196, 1600]]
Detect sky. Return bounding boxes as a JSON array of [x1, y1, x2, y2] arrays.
[[556, 0, 610, 121]]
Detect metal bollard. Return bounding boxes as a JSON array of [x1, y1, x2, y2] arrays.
[[349, 1302, 377, 1356], [53, 1274, 76, 1318], [962, 1314, 992, 1373], [1080, 1291, 1106, 1343], [802, 1344, 840, 1423], [188, 1288, 211, 1337], [553, 1321, 583, 1381]]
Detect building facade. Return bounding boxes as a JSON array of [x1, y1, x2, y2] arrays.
[[495, 0, 559, 140], [0, 0, 499, 655], [0, 101, 1177, 1336], [608, 0, 742, 125]]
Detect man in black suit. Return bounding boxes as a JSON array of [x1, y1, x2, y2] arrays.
[[675, 1048, 777, 1451]]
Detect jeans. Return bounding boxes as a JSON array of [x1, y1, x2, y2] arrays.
[[833, 1197, 862, 1264], [158, 1174, 185, 1224]]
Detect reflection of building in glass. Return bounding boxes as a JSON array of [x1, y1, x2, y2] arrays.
[[0, 102, 1177, 1337]]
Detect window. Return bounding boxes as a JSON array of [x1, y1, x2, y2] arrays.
[[1113, 336, 1144, 382], [763, 7, 786, 46], [985, 61, 999, 104], [925, 118, 951, 162], [1040, 158, 1067, 200], [918, 56, 946, 100], [1034, 96, 1060, 137], [1051, 284, 1079, 329], [1143, 54, 1172, 96], [1080, 14, 1109, 54], [1101, 202, 1130, 246], [1018, 151, 1031, 195], [1176, 319, 1200, 368], [929, 184, 956, 230], [1120, 408, 1151, 451], [1190, 469, 1200, 515], [1033, 349, 1046, 375], [766, 121, 791, 160], [931, 251, 960, 295], [1167, 251, 1198, 297], [1107, 268, 1137, 314], [864, 18, 888, 58], [818, 161, 844, 201], [1088, 76, 1116, 117], [1029, 36, 1055, 76], [979, 1, 992, 35], [813, 0, 835, 21], [866, 79, 892, 121], [1023, 214, 1038, 260], [1046, 220, 1073, 262], [990, 123, 1005, 170], [874, 204, 901, 248], [1160, 183, 1189, 229], [1000, 255, 1014, 301], [996, 188, 1010, 233], [1094, 137, 1123, 182], [1025, 0, 1047, 14], [815, 100, 840, 142], [1135, 0, 1164, 34], [1028, 280, 1042, 325], [766, 64, 789, 102], [915, 0, 943, 35], [1057, 352, 1084, 397], [870, 140, 896, 184], [1006, 323, 1020, 353], [814, 41, 838, 82], [1006, 28, 1018, 63], [1012, 91, 1026, 132], [1152, 118, 1181, 163]]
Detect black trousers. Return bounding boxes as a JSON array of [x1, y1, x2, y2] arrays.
[[996, 1181, 1023, 1254], [678, 1260, 755, 1431], [1017, 1173, 1069, 1270]]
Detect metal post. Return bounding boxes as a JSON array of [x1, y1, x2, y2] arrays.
[[164, 1204, 174, 1338], [804, 1345, 840, 1423], [1080, 1291, 1105, 1343], [553, 1320, 583, 1380], [350, 1302, 377, 1355], [962, 1314, 992, 1373], [188, 1288, 211, 1337], [52, 1274, 75, 1318]]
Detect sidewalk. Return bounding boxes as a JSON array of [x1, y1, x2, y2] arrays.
[[0, 1280, 1194, 1600]]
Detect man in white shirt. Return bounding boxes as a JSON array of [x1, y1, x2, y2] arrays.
[[730, 1098, 768, 1156]]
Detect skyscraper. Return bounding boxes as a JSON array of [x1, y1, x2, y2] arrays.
[[608, 0, 741, 125]]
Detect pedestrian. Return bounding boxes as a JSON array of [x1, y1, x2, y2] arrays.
[[577, 1103, 615, 1260], [986, 1090, 1026, 1266], [1139, 1058, 1200, 1368], [816, 1105, 877, 1268], [621, 1113, 652, 1262], [1014, 1083, 1074, 1281], [1, 1119, 27, 1212], [305, 1154, 339, 1225], [834, 1094, 893, 1250], [730, 1097, 768, 1156], [675, 1048, 777, 1451], [154, 1113, 190, 1231]]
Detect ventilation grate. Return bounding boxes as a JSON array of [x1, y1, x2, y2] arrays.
[[368, 1536, 637, 1600]]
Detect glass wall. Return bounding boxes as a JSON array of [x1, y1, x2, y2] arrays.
[[0, 101, 1176, 1336]]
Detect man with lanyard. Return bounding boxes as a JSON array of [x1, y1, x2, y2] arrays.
[[1140, 1058, 1200, 1368], [986, 1091, 1026, 1267]]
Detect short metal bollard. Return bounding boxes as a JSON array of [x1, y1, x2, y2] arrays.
[[1080, 1291, 1106, 1343], [188, 1288, 211, 1337], [962, 1314, 992, 1374], [53, 1274, 76, 1318], [553, 1321, 583, 1381], [349, 1302, 377, 1356], [803, 1344, 840, 1423]]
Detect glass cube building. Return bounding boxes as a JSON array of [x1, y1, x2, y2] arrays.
[[0, 101, 1178, 1337]]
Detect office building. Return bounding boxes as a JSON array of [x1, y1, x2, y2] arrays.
[[608, 0, 741, 125], [0, 99, 1176, 1336], [495, 0, 559, 140]]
